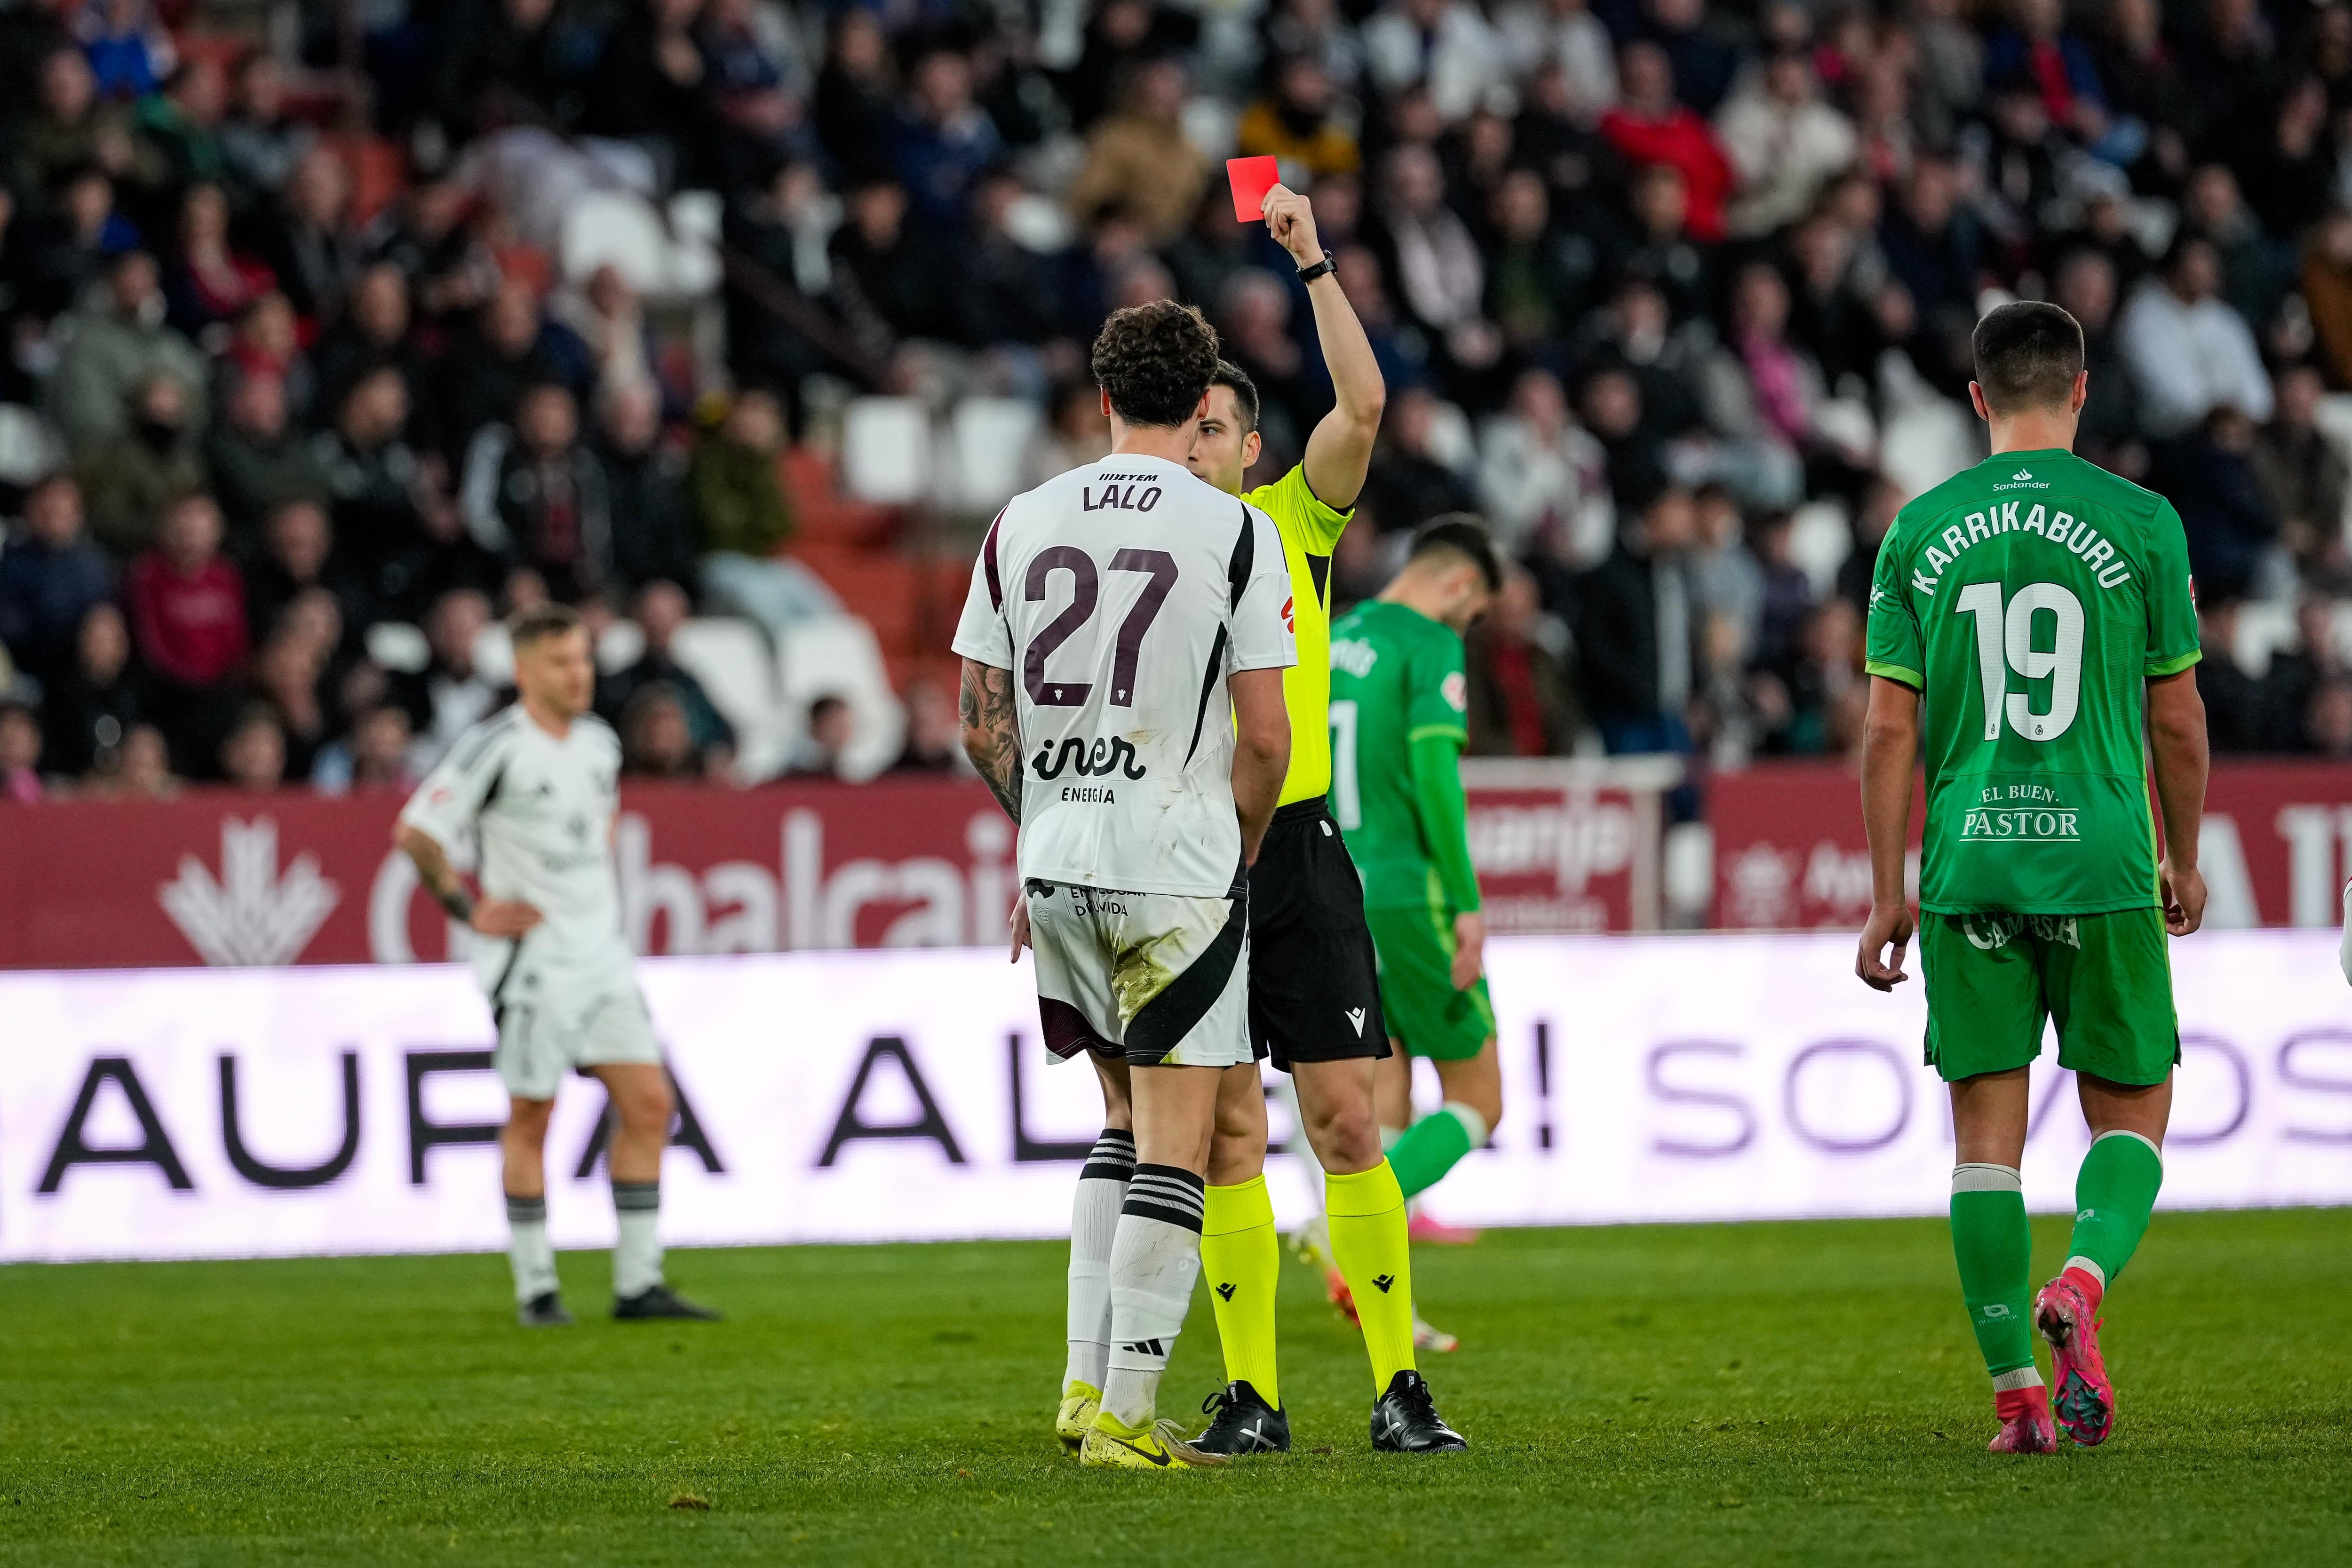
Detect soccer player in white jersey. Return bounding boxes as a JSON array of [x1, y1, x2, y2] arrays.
[[396, 604, 719, 1328], [955, 300, 1295, 1470]]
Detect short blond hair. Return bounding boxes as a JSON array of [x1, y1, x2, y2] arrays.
[[509, 602, 586, 651]]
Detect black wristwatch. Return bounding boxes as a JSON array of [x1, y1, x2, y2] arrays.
[[1295, 255, 1337, 285]]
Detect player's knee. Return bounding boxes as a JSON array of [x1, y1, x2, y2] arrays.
[[621, 1078, 674, 1134], [1206, 1124, 1264, 1186], [1306, 1099, 1383, 1173]]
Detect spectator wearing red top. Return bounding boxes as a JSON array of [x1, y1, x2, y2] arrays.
[[126, 492, 247, 775], [1983, 0, 2109, 147], [1465, 564, 1578, 756], [163, 183, 275, 339], [1599, 41, 1734, 243]]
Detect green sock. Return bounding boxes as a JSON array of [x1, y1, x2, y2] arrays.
[[1386, 1102, 1486, 1201], [1199, 1176, 1281, 1410], [1950, 1164, 2037, 1380], [2066, 1130, 2164, 1291]]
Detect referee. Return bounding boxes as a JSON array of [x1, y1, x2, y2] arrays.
[[1183, 184, 1466, 1457]]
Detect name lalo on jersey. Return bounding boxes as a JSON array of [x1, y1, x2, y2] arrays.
[[1910, 500, 2133, 598], [1080, 477, 1165, 511]]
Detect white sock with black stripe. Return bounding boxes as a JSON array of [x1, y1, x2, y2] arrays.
[[1065, 1128, 1134, 1394], [506, 1194, 558, 1304], [1103, 1163, 1206, 1431], [612, 1180, 663, 1299]]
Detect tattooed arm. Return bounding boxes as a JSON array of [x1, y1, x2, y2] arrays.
[[959, 657, 1023, 824]]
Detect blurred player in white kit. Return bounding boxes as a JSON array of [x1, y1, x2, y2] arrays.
[[396, 603, 719, 1327]]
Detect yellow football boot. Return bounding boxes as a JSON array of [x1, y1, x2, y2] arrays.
[[1078, 1409, 1228, 1470], [1056, 1381, 1101, 1453]]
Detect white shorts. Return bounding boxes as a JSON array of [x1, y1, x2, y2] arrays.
[[1025, 879, 1253, 1069], [493, 979, 662, 1101]]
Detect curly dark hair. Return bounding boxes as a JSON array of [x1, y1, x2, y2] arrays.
[[1089, 301, 1221, 429]]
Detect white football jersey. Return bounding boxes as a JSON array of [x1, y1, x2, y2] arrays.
[[398, 705, 630, 995], [953, 453, 1295, 898]]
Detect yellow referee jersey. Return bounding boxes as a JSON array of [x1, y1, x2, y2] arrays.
[[1242, 464, 1353, 807]]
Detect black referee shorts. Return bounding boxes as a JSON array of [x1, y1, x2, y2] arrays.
[[1248, 798, 1390, 1072]]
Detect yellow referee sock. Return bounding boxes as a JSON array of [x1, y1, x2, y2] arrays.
[[1200, 1175, 1281, 1409], [1326, 1160, 1415, 1393]]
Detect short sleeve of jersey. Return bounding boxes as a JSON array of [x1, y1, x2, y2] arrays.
[[1406, 623, 1471, 742], [399, 718, 508, 847], [1226, 506, 1298, 673], [950, 517, 1013, 668], [1863, 520, 1924, 690], [1244, 464, 1352, 554], [2142, 501, 2202, 678]]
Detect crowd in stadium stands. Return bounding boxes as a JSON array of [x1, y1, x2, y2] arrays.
[[2, 0, 2352, 804]]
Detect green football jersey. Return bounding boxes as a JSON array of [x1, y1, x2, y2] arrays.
[[1864, 448, 2201, 915], [1328, 599, 1478, 912]]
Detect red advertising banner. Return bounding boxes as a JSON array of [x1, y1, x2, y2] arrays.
[[0, 760, 1678, 970], [1710, 759, 2352, 931]]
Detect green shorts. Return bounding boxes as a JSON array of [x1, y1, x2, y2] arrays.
[[1917, 908, 2180, 1087], [1365, 904, 1495, 1061]]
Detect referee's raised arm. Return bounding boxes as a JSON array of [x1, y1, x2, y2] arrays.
[[1260, 184, 1385, 511]]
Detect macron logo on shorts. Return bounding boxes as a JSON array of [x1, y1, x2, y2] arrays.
[[1345, 1007, 1366, 1036]]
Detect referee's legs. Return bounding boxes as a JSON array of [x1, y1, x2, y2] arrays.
[[1201, 1065, 1280, 1409], [1294, 1058, 1417, 1393]]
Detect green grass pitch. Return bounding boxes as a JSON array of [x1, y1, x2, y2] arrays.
[[1, 1208, 2346, 1566]]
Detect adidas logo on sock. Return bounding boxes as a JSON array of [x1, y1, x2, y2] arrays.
[[1373, 1274, 1395, 1293], [1118, 1338, 1168, 1357], [1216, 1282, 1236, 1301]]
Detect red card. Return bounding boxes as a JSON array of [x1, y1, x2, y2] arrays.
[[1227, 156, 1280, 223]]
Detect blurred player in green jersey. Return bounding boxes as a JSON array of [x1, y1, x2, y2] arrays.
[[1327, 517, 1503, 1353], [1050, 180, 1468, 1459], [1857, 301, 2209, 1454]]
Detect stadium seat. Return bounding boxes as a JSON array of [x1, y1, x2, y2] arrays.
[[1423, 398, 1478, 473], [777, 615, 908, 780], [1878, 401, 1979, 499], [779, 448, 900, 548], [944, 398, 1042, 512], [596, 619, 645, 674], [331, 134, 408, 228], [2233, 600, 2296, 679], [472, 622, 514, 686], [1787, 500, 1853, 600], [0, 404, 64, 488], [366, 621, 430, 675], [670, 616, 791, 778], [841, 398, 933, 504], [1181, 96, 1240, 160]]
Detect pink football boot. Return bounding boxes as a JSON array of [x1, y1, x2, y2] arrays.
[[1986, 1384, 2059, 1454], [2036, 1273, 2115, 1446]]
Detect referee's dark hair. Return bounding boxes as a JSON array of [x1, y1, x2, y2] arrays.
[[1209, 359, 1261, 433], [1971, 300, 2085, 415], [1409, 514, 1503, 594], [510, 601, 587, 651], [1089, 300, 1221, 428]]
